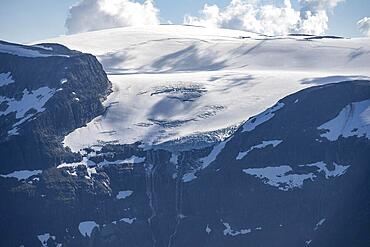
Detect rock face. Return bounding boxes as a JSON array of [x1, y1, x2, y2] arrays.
[[0, 41, 111, 173], [1, 76, 369, 246]]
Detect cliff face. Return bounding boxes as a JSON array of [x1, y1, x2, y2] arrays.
[[0, 42, 111, 173], [1, 78, 369, 247]]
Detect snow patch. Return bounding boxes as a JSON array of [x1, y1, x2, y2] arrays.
[[305, 162, 349, 178], [200, 140, 228, 168], [318, 100, 370, 140], [60, 78, 68, 84], [116, 190, 133, 199], [223, 222, 251, 236], [0, 43, 67, 58], [243, 165, 315, 191], [57, 157, 97, 178], [119, 217, 136, 224], [38, 233, 56, 247], [182, 139, 230, 182], [98, 155, 145, 166], [182, 172, 198, 183], [1, 87, 56, 135], [79, 221, 99, 237], [170, 153, 179, 164], [314, 218, 326, 231], [0, 72, 14, 86], [242, 103, 284, 132], [0, 87, 55, 118], [1, 170, 42, 181], [236, 140, 282, 160], [244, 161, 349, 190]]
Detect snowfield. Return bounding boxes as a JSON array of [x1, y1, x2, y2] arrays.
[[40, 25, 370, 152]]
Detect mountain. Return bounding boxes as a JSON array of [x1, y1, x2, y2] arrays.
[[0, 41, 111, 173], [0, 25, 369, 247], [42, 24, 370, 151]]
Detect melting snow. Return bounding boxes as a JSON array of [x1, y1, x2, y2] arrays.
[[0, 72, 14, 86], [243, 165, 315, 191], [79, 221, 99, 237], [236, 140, 282, 160], [1, 170, 42, 180], [116, 190, 133, 199], [318, 100, 370, 141], [242, 103, 284, 132]]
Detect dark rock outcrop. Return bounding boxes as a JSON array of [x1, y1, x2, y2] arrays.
[[1, 79, 369, 247], [0, 41, 111, 173]]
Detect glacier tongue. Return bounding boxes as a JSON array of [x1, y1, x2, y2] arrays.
[[39, 25, 370, 152]]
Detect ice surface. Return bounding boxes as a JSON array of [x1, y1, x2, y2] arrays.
[[38, 25, 370, 152]]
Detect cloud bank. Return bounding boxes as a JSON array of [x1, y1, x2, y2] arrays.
[[357, 17, 370, 37], [184, 0, 344, 35], [65, 0, 160, 34]]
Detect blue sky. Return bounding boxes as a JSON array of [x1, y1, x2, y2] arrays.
[[0, 0, 369, 43]]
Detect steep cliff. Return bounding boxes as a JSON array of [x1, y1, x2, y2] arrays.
[[1, 79, 369, 247], [0, 41, 112, 173]]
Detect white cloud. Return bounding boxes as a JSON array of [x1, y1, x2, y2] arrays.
[[65, 0, 160, 34], [357, 17, 370, 37], [184, 0, 344, 36]]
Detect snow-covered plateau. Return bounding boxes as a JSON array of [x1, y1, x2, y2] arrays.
[[41, 25, 370, 152]]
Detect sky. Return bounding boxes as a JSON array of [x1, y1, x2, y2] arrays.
[[0, 0, 369, 43]]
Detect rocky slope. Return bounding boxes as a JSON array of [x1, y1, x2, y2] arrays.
[[1, 78, 369, 246], [0, 41, 111, 173]]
